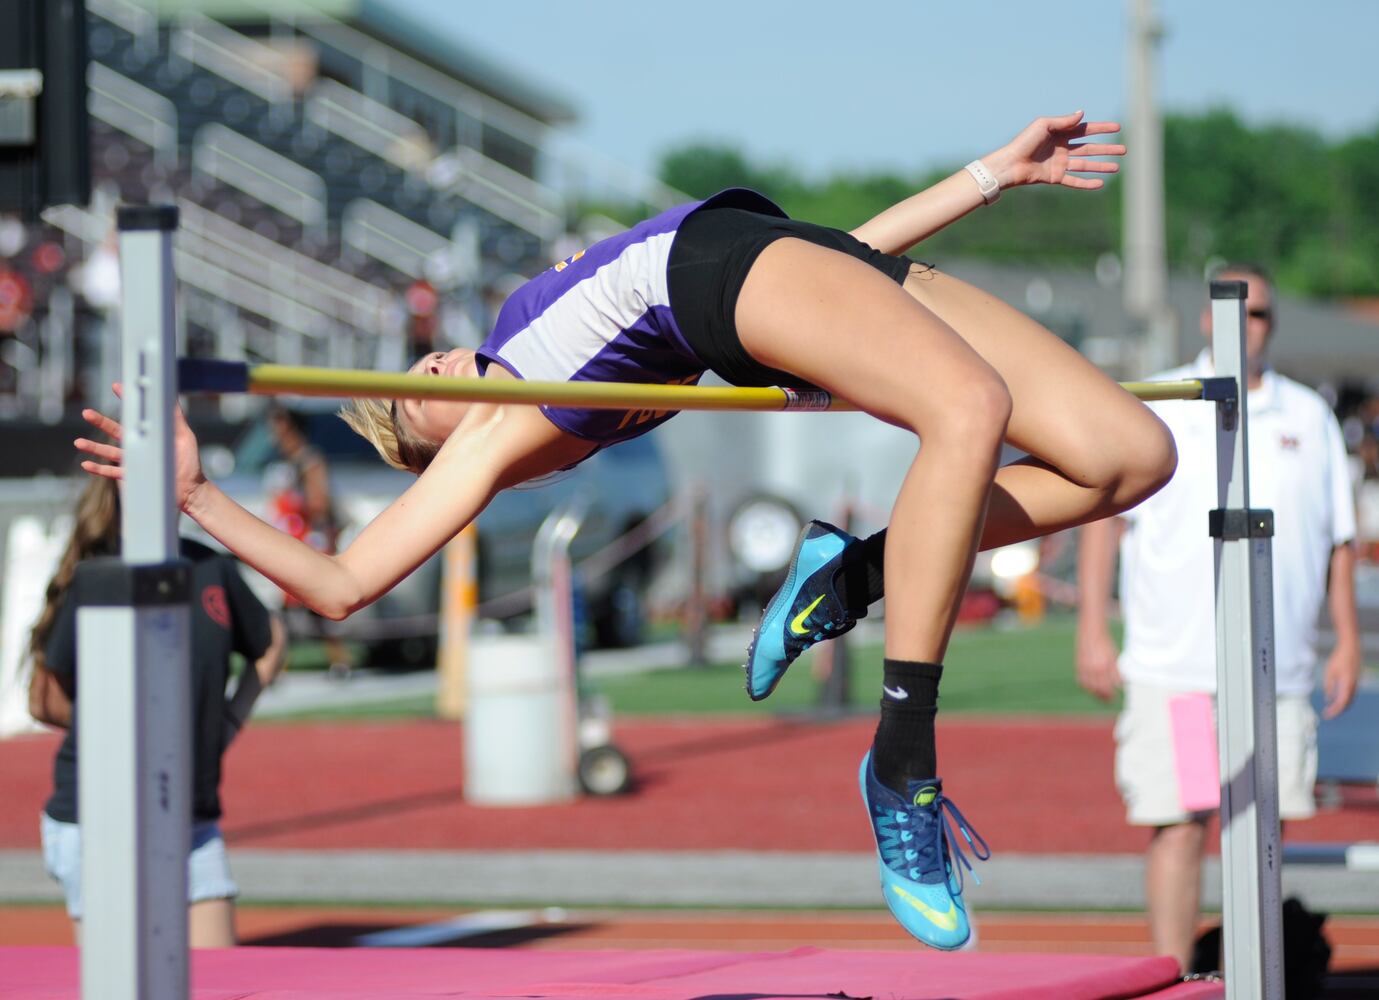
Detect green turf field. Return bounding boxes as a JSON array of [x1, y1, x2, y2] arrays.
[[589, 613, 1120, 717], [270, 614, 1124, 721]]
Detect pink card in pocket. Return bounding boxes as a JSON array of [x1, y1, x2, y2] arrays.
[[1169, 693, 1221, 812]]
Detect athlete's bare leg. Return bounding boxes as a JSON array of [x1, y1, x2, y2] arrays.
[[735, 242, 1175, 662], [902, 267, 1176, 550], [189, 897, 237, 948], [736, 240, 1011, 661]]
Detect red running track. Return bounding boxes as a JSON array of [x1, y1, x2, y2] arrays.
[[3, 715, 1374, 853]]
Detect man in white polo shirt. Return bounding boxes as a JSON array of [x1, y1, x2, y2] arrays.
[[1075, 265, 1361, 971]]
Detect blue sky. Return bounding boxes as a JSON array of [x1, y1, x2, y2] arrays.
[[396, 0, 1379, 182]]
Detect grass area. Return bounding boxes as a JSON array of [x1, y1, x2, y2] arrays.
[[267, 614, 1122, 722], [266, 694, 439, 722], [589, 613, 1120, 717], [278, 641, 370, 673]]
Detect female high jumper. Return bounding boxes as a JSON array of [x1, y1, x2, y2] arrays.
[[77, 110, 1176, 950]]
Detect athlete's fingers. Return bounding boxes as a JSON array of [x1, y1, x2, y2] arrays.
[[1072, 120, 1122, 137], [1043, 110, 1087, 133], [1061, 175, 1105, 190], [172, 402, 194, 434], [75, 438, 122, 463], [80, 460, 124, 481], [1068, 143, 1126, 157], [1068, 159, 1120, 173], [82, 408, 124, 442]]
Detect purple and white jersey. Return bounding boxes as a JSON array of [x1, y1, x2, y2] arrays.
[[476, 188, 784, 446]]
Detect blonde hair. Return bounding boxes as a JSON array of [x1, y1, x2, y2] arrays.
[[339, 398, 440, 474]]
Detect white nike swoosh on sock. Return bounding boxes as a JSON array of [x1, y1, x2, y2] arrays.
[[882, 685, 909, 700]]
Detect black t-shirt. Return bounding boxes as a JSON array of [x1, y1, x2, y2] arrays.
[[43, 539, 273, 824]]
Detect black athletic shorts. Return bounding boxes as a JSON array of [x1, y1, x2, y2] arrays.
[[666, 205, 925, 389]]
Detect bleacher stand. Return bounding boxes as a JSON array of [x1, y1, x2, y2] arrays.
[[5, 0, 590, 421]]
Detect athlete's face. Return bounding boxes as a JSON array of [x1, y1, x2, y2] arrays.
[[396, 348, 478, 445]]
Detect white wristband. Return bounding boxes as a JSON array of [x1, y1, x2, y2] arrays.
[[964, 159, 1001, 205]]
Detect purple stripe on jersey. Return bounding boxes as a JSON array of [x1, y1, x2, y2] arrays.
[[481, 203, 697, 358], [542, 305, 704, 444], [571, 305, 702, 381], [476, 187, 786, 447], [495, 307, 703, 446], [483, 189, 784, 358]]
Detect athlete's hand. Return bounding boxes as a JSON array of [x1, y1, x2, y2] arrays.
[[1075, 624, 1122, 702], [75, 383, 208, 511], [984, 111, 1125, 192]]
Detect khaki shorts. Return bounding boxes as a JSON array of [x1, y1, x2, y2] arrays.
[[1115, 680, 1317, 826]]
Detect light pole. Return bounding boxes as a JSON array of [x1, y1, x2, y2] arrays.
[[1124, 0, 1177, 375]]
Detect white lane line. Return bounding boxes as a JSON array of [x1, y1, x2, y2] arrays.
[[354, 907, 568, 948]]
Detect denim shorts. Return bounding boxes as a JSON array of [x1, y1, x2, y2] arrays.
[[40, 813, 239, 919]]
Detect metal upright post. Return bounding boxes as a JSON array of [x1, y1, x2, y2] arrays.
[[532, 500, 587, 796], [685, 487, 709, 668], [1208, 279, 1283, 1000], [78, 205, 190, 1000]]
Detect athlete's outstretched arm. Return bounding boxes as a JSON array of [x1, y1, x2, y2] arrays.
[[849, 111, 1125, 255], [76, 399, 577, 620]]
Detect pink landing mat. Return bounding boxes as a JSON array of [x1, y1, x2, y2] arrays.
[[1, 945, 1224, 1000]]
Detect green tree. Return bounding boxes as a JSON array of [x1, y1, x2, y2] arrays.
[[1162, 109, 1379, 296], [644, 111, 1379, 298], [658, 143, 801, 205], [1323, 124, 1379, 295]]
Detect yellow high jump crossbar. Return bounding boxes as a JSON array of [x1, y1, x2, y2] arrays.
[[178, 359, 1232, 410]]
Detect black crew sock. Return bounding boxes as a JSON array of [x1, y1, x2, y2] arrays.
[[841, 529, 888, 613], [871, 658, 942, 793], [860, 530, 887, 604]]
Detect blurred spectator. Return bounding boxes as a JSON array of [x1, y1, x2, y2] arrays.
[[1075, 264, 1360, 972], [28, 476, 286, 947], [0, 262, 32, 333], [1360, 430, 1379, 479], [1355, 437, 1379, 563], [266, 405, 352, 679], [404, 277, 439, 356]]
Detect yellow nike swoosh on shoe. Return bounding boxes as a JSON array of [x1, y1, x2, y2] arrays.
[[889, 884, 959, 931], [789, 595, 827, 635]]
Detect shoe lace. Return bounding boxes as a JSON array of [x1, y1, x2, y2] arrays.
[[876, 792, 991, 895]]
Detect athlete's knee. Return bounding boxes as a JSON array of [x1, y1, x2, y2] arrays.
[[1114, 411, 1177, 508], [941, 366, 1011, 451], [1075, 407, 1176, 511], [896, 364, 1010, 461], [1151, 818, 1207, 853]]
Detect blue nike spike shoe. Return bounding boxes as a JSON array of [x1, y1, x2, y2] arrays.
[[859, 751, 990, 951], [743, 520, 863, 701]]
